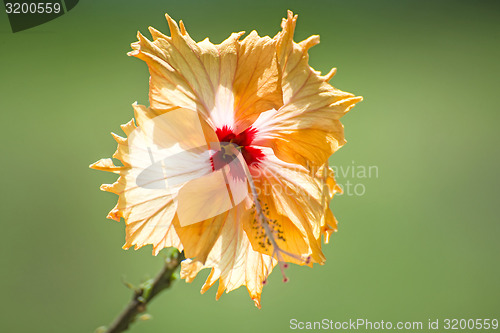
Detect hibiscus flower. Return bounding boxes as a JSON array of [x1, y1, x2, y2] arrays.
[[90, 10, 362, 308]]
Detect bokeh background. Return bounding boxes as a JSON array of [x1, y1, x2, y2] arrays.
[[1, 0, 499, 332]]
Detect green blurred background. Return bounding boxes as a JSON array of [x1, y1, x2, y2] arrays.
[[1, 0, 499, 332]]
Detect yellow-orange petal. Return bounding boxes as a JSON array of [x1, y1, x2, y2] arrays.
[[246, 147, 328, 264], [315, 164, 342, 244], [128, 14, 283, 132], [179, 203, 276, 308], [253, 10, 362, 167], [172, 209, 227, 264], [241, 191, 316, 265], [90, 106, 220, 255]]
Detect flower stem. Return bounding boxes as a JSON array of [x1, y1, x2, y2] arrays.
[[97, 250, 185, 333]]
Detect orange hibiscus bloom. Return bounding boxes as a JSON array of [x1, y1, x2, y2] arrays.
[[90, 10, 362, 308]]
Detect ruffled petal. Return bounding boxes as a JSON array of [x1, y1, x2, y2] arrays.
[[180, 203, 276, 308], [252, 11, 362, 167], [241, 190, 316, 265], [245, 147, 327, 264], [315, 164, 342, 244], [128, 14, 283, 131], [90, 106, 215, 255]]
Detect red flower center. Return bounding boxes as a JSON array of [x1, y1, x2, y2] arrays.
[[211, 125, 264, 172]]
